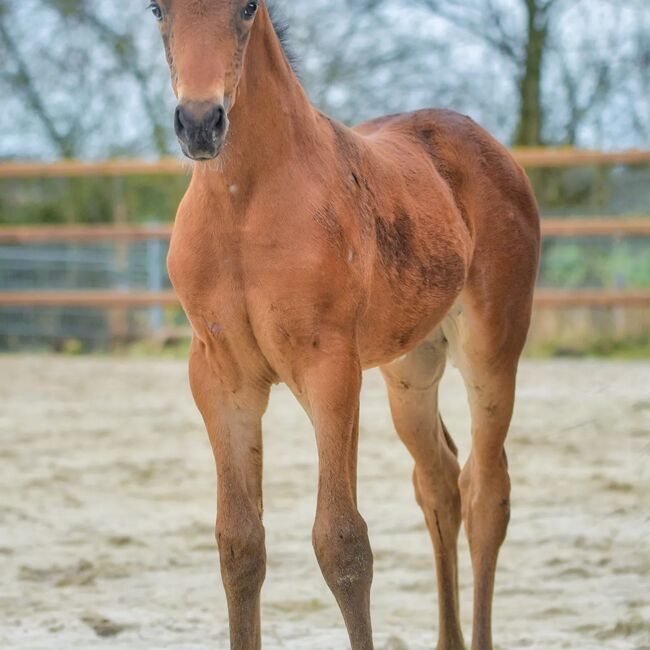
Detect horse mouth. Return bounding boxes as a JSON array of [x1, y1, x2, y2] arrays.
[[179, 142, 223, 161], [187, 150, 220, 161]]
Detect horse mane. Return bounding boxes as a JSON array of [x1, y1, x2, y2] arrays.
[[267, 1, 300, 76]]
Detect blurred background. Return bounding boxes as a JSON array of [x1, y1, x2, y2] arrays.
[[0, 0, 648, 355]]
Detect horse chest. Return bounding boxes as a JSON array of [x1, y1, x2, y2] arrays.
[[168, 228, 330, 387], [168, 232, 268, 382]]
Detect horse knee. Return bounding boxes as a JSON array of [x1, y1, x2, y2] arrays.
[[216, 516, 266, 597], [313, 511, 373, 597]]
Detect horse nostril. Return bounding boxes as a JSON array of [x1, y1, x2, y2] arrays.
[[174, 102, 228, 158], [175, 103, 227, 139], [209, 105, 227, 136], [174, 106, 186, 137]]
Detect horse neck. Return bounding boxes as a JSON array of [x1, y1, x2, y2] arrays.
[[194, 6, 317, 194]]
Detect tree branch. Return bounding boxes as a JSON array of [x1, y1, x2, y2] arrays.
[[46, 0, 171, 155], [418, 0, 522, 64], [0, 15, 75, 156]]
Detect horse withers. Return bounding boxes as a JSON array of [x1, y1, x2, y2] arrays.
[[149, 1, 540, 648]]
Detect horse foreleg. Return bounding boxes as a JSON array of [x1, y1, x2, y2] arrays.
[[300, 347, 374, 650], [189, 338, 271, 650]]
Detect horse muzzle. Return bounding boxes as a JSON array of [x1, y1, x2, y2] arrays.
[[174, 101, 229, 161]]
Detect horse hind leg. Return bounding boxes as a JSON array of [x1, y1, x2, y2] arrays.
[[443, 298, 530, 650], [381, 331, 465, 650]]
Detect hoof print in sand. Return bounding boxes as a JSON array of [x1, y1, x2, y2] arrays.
[[81, 614, 128, 638]]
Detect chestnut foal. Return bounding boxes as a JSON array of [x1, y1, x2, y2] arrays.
[[151, 1, 540, 648]]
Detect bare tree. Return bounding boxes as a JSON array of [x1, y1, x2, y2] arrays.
[[0, 0, 173, 159], [0, 7, 78, 157], [44, 0, 171, 155], [416, 0, 649, 147], [0, 0, 647, 159]]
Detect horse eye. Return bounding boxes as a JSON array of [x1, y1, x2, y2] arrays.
[[242, 1, 259, 20], [148, 2, 163, 21]]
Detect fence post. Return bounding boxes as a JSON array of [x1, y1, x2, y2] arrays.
[[146, 222, 165, 333], [108, 177, 129, 345], [612, 232, 627, 343]]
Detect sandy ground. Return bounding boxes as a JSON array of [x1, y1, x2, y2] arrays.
[[0, 357, 648, 650]]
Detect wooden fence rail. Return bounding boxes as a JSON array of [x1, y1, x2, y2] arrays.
[[0, 149, 648, 178], [1, 218, 649, 243], [0, 289, 647, 309], [0, 291, 180, 308], [0, 224, 173, 243]]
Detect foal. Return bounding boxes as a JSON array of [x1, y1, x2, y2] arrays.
[[151, 1, 540, 648]]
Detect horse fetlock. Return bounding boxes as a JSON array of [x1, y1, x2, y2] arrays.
[[436, 625, 467, 650], [313, 515, 373, 595]]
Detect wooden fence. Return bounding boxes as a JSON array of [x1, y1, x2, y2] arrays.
[[1, 289, 648, 309], [0, 219, 648, 309], [2, 218, 650, 244], [1, 149, 649, 178], [0, 151, 648, 313]]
